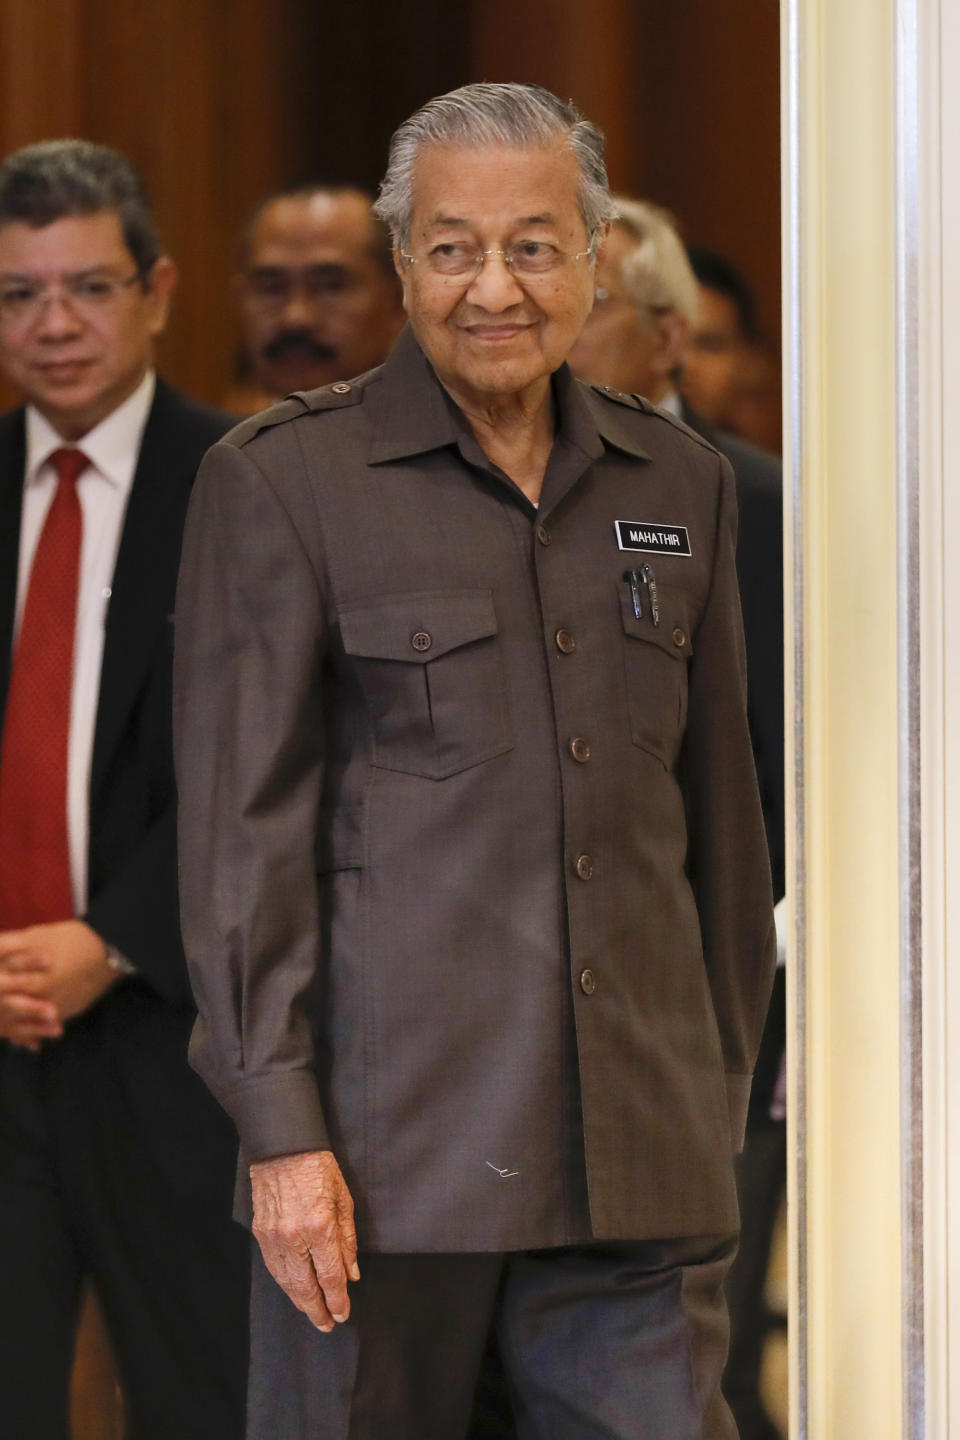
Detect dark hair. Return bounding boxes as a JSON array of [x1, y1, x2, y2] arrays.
[[687, 247, 758, 341], [240, 183, 397, 281], [0, 139, 160, 275]]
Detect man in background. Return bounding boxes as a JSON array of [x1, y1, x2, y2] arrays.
[[682, 246, 782, 453], [226, 183, 405, 414], [0, 139, 248, 1440], [570, 199, 786, 1440]]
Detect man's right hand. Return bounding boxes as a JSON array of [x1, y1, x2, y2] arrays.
[[0, 951, 61, 1049], [250, 1149, 360, 1332]]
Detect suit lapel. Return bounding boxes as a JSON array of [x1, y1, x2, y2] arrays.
[[90, 383, 190, 800], [0, 410, 26, 726]]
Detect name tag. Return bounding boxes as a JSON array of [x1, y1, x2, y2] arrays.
[[615, 520, 692, 556]]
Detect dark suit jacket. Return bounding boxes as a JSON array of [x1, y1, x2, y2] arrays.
[[681, 403, 785, 1122], [0, 379, 234, 1005], [0, 382, 250, 1414], [174, 330, 776, 1252]]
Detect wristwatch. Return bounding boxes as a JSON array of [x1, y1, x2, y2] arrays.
[[105, 944, 136, 977]]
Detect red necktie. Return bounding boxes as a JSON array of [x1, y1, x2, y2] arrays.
[[0, 448, 88, 929]]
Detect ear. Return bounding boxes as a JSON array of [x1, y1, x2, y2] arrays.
[[143, 256, 179, 336], [650, 312, 692, 378], [593, 221, 613, 263], [393, 244, 412, 315], [144, 256, 178, 337]]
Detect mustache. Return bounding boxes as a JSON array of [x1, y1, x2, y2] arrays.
[[261, 330, 338, 365]]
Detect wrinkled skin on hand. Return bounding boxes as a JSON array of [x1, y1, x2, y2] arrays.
[[0, 919, 115, 1050], [251, 1149, 360, 1331]]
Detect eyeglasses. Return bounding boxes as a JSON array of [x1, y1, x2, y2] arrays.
[[399, 240, 594, 282], [0, 270, 143, 327]]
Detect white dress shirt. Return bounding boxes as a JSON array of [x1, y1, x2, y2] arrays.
[[16, 370, 155, 914]]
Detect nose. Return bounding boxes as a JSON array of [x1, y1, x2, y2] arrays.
[[36, 292, 84, 340], [464, 251, 525, 310], [279, 280, 321, 329], [281, 295, 312, 327]]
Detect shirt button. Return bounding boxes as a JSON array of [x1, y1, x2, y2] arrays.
[[411, 631, 432, 652], [331, 382, 351, 394], [579, 968, 597, 995], [101, 586, 112, 600], [569, 737, 591, 763], [535, 524, 552, 547], [672, 627, 687, 649], [575, 854, 593, 880], [555, 628, 576, 654]]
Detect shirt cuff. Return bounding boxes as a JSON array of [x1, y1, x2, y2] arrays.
[[221, 1071, 331, 1161]]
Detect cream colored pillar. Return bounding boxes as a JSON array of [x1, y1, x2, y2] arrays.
[[783, 0, 906, 1435]]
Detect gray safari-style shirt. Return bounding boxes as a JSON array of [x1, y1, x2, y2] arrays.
[[173, 326, 776, 1252]]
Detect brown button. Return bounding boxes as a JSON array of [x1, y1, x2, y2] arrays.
[[535, 524, 552, 547], [411, 631, 432, 652], [672, 627, 687, 648], [569, 737, 591, 764], [555, 628, 576, 654], [331, 382, 351, 394], [575, 854, 593, 881], [579, 968, 597, 995]]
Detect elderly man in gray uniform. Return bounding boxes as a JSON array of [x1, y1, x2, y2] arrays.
[[174, 83, 776, 1440]]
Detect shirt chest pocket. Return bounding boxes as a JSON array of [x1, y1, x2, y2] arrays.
[[338, 589, 513, 780], [619, 582, 694, 770]]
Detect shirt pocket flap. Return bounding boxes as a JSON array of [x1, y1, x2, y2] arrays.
[[619, 583, 694, 660], [339, 589, 499, 663]]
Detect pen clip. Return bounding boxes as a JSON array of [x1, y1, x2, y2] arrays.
[[623, 569, 643, 619], [640, 564, 660, 626]]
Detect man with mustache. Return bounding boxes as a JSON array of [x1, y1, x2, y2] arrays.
[[227, 185, 406, 415]]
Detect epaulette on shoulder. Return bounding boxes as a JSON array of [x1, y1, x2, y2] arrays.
[[588, 383, 721, 458], [637, 401, 722, 457], [590, 383, 645, 412], [227, 379, 365, 448]]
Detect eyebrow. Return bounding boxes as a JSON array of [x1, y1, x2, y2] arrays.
[[248, 262, 350, 275], [0, 264, 125, 282], [425, 212, 560, 230]]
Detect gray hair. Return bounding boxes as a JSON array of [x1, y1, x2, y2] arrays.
[[0, 139, 161, 276], [610, 196, 700, 327], [374, 82, 617, 249]]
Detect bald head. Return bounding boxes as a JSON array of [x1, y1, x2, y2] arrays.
[[237, 187, 405, 397]]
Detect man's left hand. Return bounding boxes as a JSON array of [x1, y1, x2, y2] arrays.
[[0, 921, 119, 1044]]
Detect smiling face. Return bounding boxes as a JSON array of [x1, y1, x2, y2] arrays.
[[397, 141, 598, 412], [0, 210, 175, 439]]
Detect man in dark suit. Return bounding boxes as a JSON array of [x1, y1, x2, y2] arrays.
[[175, 84, 775, 1440], [0, 139, 248, 1440], [570, 198, 786, 1440]]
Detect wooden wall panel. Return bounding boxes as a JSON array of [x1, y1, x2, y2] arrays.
[[633, 1, 782, 347], [0, 1, 780, 411], [470, 0, 642, 190]]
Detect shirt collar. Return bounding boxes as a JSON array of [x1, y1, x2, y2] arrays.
[[366, 327, 648, 467], [25, 369, 156, 491]]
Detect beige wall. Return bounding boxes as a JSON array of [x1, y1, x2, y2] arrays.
[[785, 0, 904, 1433]]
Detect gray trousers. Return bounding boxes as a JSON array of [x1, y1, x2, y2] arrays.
[[248, 1235, 739, 1440]]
